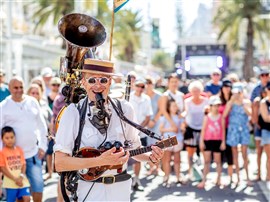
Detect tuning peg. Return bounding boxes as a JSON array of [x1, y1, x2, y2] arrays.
[[104, 142, 113, 150], [114, 141, 123, 150]]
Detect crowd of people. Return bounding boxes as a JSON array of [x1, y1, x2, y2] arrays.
[[111, 67, 270, 193], [0, 64, 270, 201]]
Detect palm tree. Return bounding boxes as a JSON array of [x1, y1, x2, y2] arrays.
[[113, 9, 143, 62], [27, 0, 97, 48], [28, 0, 74, 34], [152, 50, 172, 70], [27, 1, 143, 62], [213, 0, 270, 79]]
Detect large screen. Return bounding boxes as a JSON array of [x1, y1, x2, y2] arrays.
[[188, 55, 221, 75]]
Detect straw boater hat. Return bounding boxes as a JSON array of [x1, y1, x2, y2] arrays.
[[75, 58, 120, 77]]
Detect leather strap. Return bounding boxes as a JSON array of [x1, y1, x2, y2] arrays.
[[93, 171, 131, 184]]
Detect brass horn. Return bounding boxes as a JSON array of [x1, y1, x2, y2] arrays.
[[58, 13, 106, 103]]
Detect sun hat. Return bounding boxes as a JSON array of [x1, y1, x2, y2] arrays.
[[75, 58, 119, 76]]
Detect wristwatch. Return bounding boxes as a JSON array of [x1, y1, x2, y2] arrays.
[[19, 173, 24, 178]]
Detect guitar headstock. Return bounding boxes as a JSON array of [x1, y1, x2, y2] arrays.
[[155, 136, 178, 149]]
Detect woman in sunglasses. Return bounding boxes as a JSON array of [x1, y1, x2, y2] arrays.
[[54, 58, 164, 201], [259, 81, 270, 191]]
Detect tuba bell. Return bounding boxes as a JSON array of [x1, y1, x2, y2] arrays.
[[58, 13, 106, 104]]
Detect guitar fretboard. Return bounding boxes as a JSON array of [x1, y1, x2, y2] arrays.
[[129, 144, 166, 157]]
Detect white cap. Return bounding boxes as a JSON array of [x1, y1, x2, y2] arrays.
[[41, 67, 53, 77], [209, 95, 222, 105]]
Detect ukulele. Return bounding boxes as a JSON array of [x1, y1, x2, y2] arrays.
[[75, 136, 178, 181]]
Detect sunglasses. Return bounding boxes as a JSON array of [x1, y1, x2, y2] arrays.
[[30, 92, 40, 95], [14, 86, 23, 90], [260, 73, 269, 77], [136, 85, 145, 89], [212, 73, 220, 76], [52, 84, 60, 87], [86, 77, 109, 85]]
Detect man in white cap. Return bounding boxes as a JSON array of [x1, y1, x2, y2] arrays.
[[129, 79, 153, 191], [205, 68, 222, 96], [54, 58, 163, 201], [41, 67, 53, 97]]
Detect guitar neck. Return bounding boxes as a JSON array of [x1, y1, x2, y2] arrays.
[[129, 144, 165, 157], [128, 136, 178, 157]]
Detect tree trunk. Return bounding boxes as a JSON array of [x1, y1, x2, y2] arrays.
[[125, 41, 134, 62], [243, 16, 254, 80]]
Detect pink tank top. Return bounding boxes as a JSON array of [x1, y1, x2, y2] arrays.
[[204, 114, 223, 141]]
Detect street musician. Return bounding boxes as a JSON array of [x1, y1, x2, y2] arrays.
[[54, 58, 164, 201]]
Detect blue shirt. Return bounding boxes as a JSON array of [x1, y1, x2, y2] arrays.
[[0, 84, 10, 102], [204, 81, 222, 95], [250, 83, 264, 102]]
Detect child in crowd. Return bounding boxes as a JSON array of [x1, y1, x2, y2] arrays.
[[223, 83, 252, 185], [160, 100, 184, 187], [0, 126, 30, 202], [198, 96, 225, 188]]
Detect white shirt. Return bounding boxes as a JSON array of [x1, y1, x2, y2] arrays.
[[129, 92, 153, 138], [185, 97, 209, 130], [54, 98, 141, 201], [0, 95, 48, 158], [163, 90, 184, 112]]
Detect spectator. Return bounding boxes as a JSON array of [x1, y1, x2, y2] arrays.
[[27, 84, 53, 181], [160, 99, 184, 187], [205, 68, 222, 96], [0, 76, 47, 202], [223, 82, 252, 186], [160, 73, 184, 133], [31, 76, 47, 103], [155, 76, 166, 93], [198, 96, 225, 189], [0, 69, 9, 199], [0, 69, 10, 102], [259, 81, 270, 191], [183, 80, 209, 180], [227, 73, 239, 84], [145, 77, 163, 176], [250, 67, 270, 102], [27, 83, 52, 130], [47, 77, 61, 109], [218, 79, 234, 184], [127, 71, 137, 92], [0, 126, 31, 202], [179, 80, 189, 95], [129, 79, 153, 191], [41, 67, 53, 97], [252, 87, 267, 181]]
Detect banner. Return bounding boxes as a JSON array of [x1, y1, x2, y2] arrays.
[[114, 0, 129, 13]]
